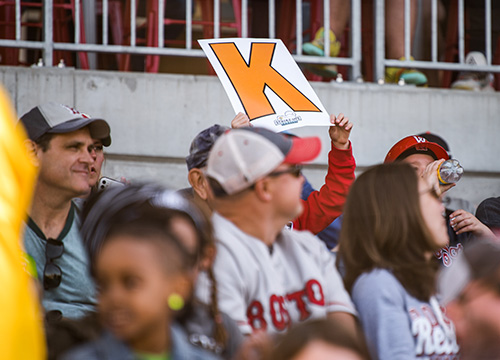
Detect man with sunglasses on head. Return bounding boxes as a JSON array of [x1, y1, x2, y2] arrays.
[[19, 102, 111, 320], [195, 126, 358, 343]]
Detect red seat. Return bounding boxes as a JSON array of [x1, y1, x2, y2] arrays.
[[277, 0, 323, 81], [0, 0, 89, 67], [0, 0, 125, 69], [120, 0, 243, 73]]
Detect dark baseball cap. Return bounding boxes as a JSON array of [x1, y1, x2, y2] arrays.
[[19, 102, 111, 146], [185, 124, 230, 170], [476, 197, 500, 230], [417, 132, 450, 152]]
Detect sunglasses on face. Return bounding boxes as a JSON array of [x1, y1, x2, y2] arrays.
[[43, 238, 64, 290], [268, 164, 303, 178]]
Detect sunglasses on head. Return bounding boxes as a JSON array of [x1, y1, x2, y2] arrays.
[[43, 238, 64, 290], [268, 164, 303, 178]]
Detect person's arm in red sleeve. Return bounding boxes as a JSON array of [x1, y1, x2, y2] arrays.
[[292, 113, 355, 234]]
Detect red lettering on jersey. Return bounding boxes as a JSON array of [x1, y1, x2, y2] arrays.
[[421, 305, 438, 326], [409, 308, 420, 321], [286, 290, 311, 321], [269, 295, 290, 331], [305, 279, 325, 305], [247, 300, 267, 332], [247, 279, 326, 332]]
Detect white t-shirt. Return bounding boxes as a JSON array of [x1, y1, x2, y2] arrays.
[[196, 212, 356, 335]]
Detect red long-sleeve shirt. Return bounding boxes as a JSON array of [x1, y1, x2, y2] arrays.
[[292, 141, 355, 234]]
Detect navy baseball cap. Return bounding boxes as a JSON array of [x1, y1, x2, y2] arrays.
[[19, 102, 111, 146], [185, 124, 230, 170]]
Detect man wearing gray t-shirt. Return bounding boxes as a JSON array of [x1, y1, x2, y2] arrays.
[[19, 102, 111, 319]]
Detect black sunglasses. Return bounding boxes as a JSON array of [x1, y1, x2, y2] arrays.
[[43, 238, 64, 290], [268, 165, 303, 178]]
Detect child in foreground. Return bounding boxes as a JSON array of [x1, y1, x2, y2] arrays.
[[63, 186, 219, 360]]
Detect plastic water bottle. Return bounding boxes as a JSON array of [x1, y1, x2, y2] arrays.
[[437, 159, 464, 185]]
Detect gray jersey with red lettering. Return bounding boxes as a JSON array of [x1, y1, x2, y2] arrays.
[[352, 268, 460, 359], [195, 212, 356, 335]]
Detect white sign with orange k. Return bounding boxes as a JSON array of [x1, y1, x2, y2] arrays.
[[199, 38, 330, 132]]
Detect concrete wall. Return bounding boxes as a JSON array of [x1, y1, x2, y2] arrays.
[[2, 66, 499, 208]]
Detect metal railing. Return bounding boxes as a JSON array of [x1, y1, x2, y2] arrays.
[[0, 0, 498, 84], [374, 0, 500, 83]]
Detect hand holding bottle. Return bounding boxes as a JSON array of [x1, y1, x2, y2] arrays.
[[422, 159, 455, 197]]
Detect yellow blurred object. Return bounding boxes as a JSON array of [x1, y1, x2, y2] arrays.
[[0, 87, 46, 359]]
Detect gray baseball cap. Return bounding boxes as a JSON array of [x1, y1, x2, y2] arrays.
[[19, 102, 111, 146], [206, 127, 321, 195]]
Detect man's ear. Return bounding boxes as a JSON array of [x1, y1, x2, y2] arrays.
[[188, 168, 209, 201], [253, 178, 273, 202], [24, 139, 40, 167]]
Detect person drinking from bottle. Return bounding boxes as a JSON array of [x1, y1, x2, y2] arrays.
[[384, 134, 495, 267]]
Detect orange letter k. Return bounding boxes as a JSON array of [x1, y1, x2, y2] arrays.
[[210, 42, 320, 120]]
